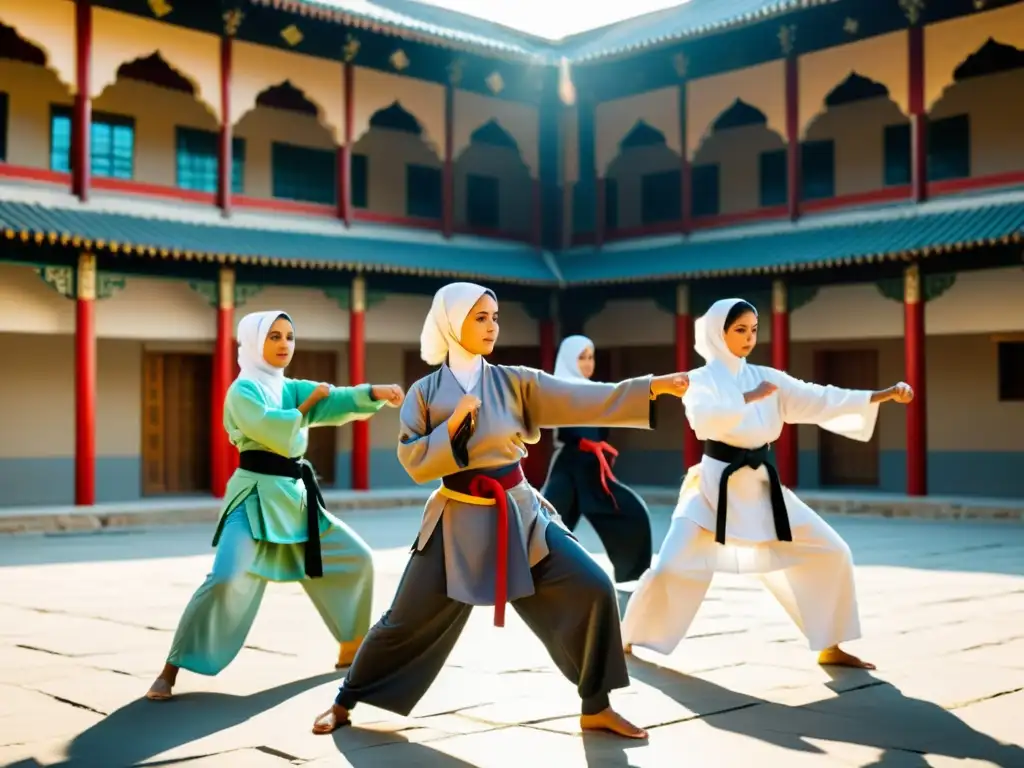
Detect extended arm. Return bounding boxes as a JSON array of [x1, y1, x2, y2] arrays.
[[516, 367, 654, 430], [772, 370, 880, 442], [291, 380, 386, 427]]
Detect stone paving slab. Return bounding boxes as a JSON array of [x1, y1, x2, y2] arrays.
[[0, 510, 1023, 767]]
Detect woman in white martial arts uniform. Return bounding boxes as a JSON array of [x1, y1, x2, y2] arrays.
[[620, 297, 913, 669]]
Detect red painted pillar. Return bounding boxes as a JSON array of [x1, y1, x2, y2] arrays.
[[904, 264, 927, 495], [75, 253, 97, 505], [443, 83, 455, 238], [908, 25, 927, 203], [675, 283, 701, 469], [338, 62, 354, 225], [678, 82, 692, 235], [217, 34, 233, 215], [72, 0, 92, 201], [350, 274, 369, 490], [784, 54, 801, 221], [771, 279, 798, 487], [210, 267, 235, 497]]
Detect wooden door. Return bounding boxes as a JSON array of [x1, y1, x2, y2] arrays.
[[816, 349, 880, 487], [287, 350, 339, 486], [141, 353, 212, 495]]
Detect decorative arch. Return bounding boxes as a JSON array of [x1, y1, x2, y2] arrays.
[[232, 39, 343, 140], [470, 120, 519, 151], [953, 38, 1024, 81], [712, 99, 768, 132], [801, 73, 905, 140], [925, 4, 1024, 111], [0, 2, 76, 94], [454, 89, 539, 177], [797, 31, 908, 139], [595, 86, 681, 174], [368, 102, 425, 136], [619, 120, 667, 151], [686, 59, 785, 160], [353, 67, 443, 155], [91, 7, 220, 120], [256, 81, 320, 116]]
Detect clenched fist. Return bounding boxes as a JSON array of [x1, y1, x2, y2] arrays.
[[650, 372, 689, 399], [371, 384, 405, 407]]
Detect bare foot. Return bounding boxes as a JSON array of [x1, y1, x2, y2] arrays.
[[146, 678, 173, 701], [818, 646, 876, 670], [312, 704, 350, 735], [336, 638, 363, 669], [623, 643, 633, 655], [580, 707, 648, 739]]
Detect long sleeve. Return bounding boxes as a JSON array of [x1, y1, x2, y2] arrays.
[[290, 380, 386, 427], [396, 382, 467, 484], [514, 367, 653, 430], [682, 373, 747, 439], [225, 380, 304, 457], [770, 369, 879, 442]]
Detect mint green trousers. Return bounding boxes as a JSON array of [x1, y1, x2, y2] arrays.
[[166, 506, 374, 675]]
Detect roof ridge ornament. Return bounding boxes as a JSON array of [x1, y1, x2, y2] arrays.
[[899, 0, 926, 26]]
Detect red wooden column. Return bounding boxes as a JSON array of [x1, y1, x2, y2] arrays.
[[338, 63, 354, 225], [75, 253, 97, 505], [350, 274, 369, 490], [72, 0, 92, 201], [217, 33, 233, 215], [443, 83, 455, 238], [772, 279, 797, 487], [210, 267, 235, 497], [784, 51, 801, 221], [678, 82, 692, 235], [904, 264, 927, 495], [908, 23, 927, 203], [675, 283, 701, 469]]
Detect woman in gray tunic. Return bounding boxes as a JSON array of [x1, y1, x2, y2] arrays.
[[312, 282, 689, 740]]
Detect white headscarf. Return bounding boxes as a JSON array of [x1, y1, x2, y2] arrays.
[[694, 298, 755, 377], [236, 310, 292, 406], [554, 335, 594, 380], [420, 282, 493, 392]]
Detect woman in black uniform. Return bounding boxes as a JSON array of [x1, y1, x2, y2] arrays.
[[542, 335, 654, 583]]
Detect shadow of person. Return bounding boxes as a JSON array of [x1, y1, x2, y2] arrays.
[[627, 657, 1024, 767], [1, 672, 339, 768], [327, 725, 497, 768]]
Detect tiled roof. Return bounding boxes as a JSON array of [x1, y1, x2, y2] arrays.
[[0, 199, 558, 284], [556, 192, 1024, 284]]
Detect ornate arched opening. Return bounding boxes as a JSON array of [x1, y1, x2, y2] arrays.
[[350, 101, 442, 221], [454, 119, 532, 235], [693, 99, 785, 216], [603, 120, 682, 232]]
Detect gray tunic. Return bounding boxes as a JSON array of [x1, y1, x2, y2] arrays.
[[398, 361, 654, 606]]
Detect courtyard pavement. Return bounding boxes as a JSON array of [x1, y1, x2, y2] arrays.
[[0, 507, 1022, 767]]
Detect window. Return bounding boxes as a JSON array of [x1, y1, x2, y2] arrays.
[[0, 92, 7, 162], [50, 105, 135, 179], [883, 123, 911, 187], [759, 149, 787, 207], [998, 341, 1024, 401], [690, 163, 720, 217], [271, 142, 336, 204], [929, 114, 970, 181], [175, 127, 245, 194], [801, 140, 835, 200], [603, 177, 619, 231], [351, 153, 368, 209], [883, 114, 971, 186], [640, 169, 681, 225], [407, 164, 443, 219], [465, 173, 499, 228]]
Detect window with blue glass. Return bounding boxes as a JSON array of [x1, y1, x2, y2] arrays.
[[271, 142, 336, 204], [407, 164, 443, 219], [351, 153, 368, 208], [175, 127, 245, 194], [691, 164, 720, 217], [604, 177, 619, 231], [759, 149, 787, 207], [883, 114, 970, 186], [50, 105, 135, 179], [801, 140, 835, 200], [641, 169, 681, 225], [0, 92, 8, 162], [466, 174, 499, 228]]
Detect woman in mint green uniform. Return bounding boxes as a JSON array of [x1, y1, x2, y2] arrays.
[[147, 310, 404, 700]]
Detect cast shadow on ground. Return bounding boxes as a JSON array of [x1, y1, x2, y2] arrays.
[[326, 726, 487, 768], [627, 657, 1024, 767], [1, 673, 340, 768]]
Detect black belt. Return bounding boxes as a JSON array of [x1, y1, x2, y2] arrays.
[[239, 450, 326, 579], [704, 439, 791, 545]]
